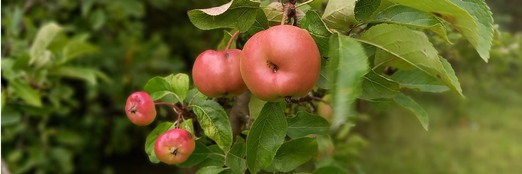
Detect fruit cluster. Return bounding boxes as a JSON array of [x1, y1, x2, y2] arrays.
[[124, 24, 320, 165], [192, 25, 320, 101]]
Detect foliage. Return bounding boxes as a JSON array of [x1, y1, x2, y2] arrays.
[[1, 0, 501, 173], [132, 0, 494, 173]]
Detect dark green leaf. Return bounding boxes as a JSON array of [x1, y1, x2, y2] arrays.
[[359, 24, 463, 96], [322, 0, 357, 31], [273, 137, 318, 172], [190, 100, 233, 152], [301, 11, 332, 57], [198, 145, 226, 168], [178, 140, 211, 168], [1, 107, 22, 126], [9, 80, 42, 107], [29, 23, 62, 68], [246, 102, 287, 174], [225, 137, 247, 173], [360, 70, 400, 100], [389, 69, 449, 93], [196, 166, 228, 174], [247, 9, 269, 35], [188, 0, 260, 32], [393, 93, 429, 130], [144, 122, 176, 163], [355, 0, 382, 21], [287, 111, 329, 139], [328, 33, 369, 127], [50, 148, 73, 173]]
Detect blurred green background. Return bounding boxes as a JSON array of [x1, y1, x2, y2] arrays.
[[1, 0, 521, 174]]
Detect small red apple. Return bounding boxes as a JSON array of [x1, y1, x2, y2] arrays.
[[192, 49, 247, 97], [241, 25, 320, 101], [154, 128, 196, 165], [125, 91, 156, 126]]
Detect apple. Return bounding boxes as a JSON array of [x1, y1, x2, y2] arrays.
[[154, 128, 196, 165], [125, 91, 156, 126], [192, 49, 247, 97], [241, 25, 320, 101]]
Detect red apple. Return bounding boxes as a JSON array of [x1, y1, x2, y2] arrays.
[[241, 25, 320, 101], [192, 49, 247, 97], [125, 91, 156, 126], [154, 128, 196, 165]]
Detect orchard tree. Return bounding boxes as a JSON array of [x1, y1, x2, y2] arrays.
[[124, 0, 494, 173]]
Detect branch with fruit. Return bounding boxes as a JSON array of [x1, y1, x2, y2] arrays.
[[123, 0, 494, 173]]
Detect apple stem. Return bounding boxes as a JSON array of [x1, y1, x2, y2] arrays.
[[155, 102, 185, 126], [225, 30, 240, 50], [280, 0, 297, 26]]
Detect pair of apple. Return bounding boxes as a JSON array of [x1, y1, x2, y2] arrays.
[[125, 92, 195, 165], [192, 25, 320, 101]]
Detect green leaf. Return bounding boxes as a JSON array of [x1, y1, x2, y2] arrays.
[[29, 22, 62, 68], [389, 69, 449, 93], [196, 166, 228, 174], [165, 73, 189, 101], [187, 0, 261, 33], [248, 95, 266, 121], [247, 9, 269, 35], [370, 5, 449, 43], [190, 100, 233, 152], [246, 102, 287, 174], [439, 57, 462, 94], [393, 93, 429, 131], [144, 122, 176, 163], [322, 0, 358, 31], [198, 145, 226, 168], [287, 111, 329, 139], [272, 137, 318, 172], [144, 76, 179, 101], [180, 119, 195, 136], [178, 140, 211, 168], [355, 0, 382, 21], [61, 37, 98, 64], [50, 148, 73, 173], [49, 66, 98, 85], [9, 80, 42, 107], [360, 70, 400, 100], [359, 24, 463, 96], [450, 0, 493, 61], [301, 11, 332, 57], [225, 137, 247, 173], [389, 0, 493, 61], [328, 33, 369, 127], [1, 108, 22, 126]]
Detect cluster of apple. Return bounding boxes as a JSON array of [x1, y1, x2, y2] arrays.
[[124, 91, 195, 165], [192, 25, 320, 100], [123, 24, 320, 165]]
